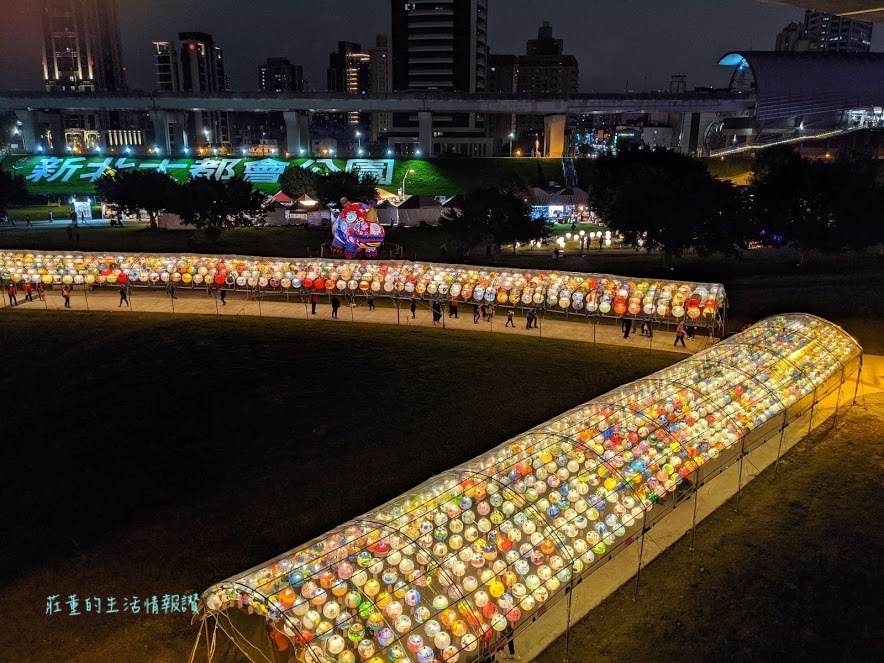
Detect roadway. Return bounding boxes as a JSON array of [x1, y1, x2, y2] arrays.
[[0, 89, 756, 114]]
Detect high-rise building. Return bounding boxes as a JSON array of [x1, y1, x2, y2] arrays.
[[778, 11, 873, 53], [775, 21, 812, 52], [389, 0, 489, 156], [370, 35, 392, 142], [41, 0, 127, 92], [153, 32, 229, 92], [495, 22, 578, 140], [40, 0, 133, 152], [327, 41, 371, 128], [486, 54, 519, 153], [259, 57, 305, 92], [152, 32, 230, 150]]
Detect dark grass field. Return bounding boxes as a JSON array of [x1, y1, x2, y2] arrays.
[[537, 391, 884, 663], [0, 313, 677, 662]]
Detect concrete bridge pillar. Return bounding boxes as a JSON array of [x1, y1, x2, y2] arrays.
[[418, 111, 432, 156], [14, 110, 39, 153], [46, 112, 66, 154], [283, 111, 310, 156], [543, 114, 566, 158], [148, 110, 172, 154]]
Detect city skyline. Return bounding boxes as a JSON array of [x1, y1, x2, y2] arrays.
[[3, 0, 880, 94]]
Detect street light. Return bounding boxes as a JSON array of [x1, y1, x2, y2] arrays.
[[401, 168, 416, 198], [386, 148, 393, 157], [241, 147, 248, 156], [355, 130, 361, 153], [358, 148, 365, 156], [509, 132, 514, 157], [415, 148, 422, 157], [299, 147, 306, 156], [154, 145, 161, 155], [183, 147, 190, 155]]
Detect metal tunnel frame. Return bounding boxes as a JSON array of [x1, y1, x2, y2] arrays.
[[196, 313, 861, 663]]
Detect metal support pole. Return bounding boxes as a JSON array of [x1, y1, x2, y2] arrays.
[[734, 437, 746, 513], [689, 478, 700, 551], [563, 583, 574, 663], [395, 297, 400, 325], [852, 359, 862, 405], [257, 295, 262, 318], [83, 284, 90, 311], [831, 371, 844, 430], [633, 527, 647, 601], [773, 418, 787, 479]]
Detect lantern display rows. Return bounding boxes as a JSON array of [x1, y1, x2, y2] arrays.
[[199, 314, 860, 663], [0, 251, 726, 321]]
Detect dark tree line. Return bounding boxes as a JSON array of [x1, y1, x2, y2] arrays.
[[441, 188, 551, 260], [96, 170, 269, 238], [587, 145, 883, 264]]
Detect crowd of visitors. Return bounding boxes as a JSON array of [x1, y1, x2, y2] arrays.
[[2, 281, 710, 348]]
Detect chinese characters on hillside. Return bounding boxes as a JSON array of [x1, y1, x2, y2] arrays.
[[21, 157, 396, 185]]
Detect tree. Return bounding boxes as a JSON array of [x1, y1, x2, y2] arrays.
[[590, 147, 746, 266], [441, 188, 551, 260], [279, 164, 318, 200], [0, 170, 31, 215], [749, 146, 857, 262], [96, 169, 180, 230], [170, 175, 270, 242], [314, 169, 379, 208]]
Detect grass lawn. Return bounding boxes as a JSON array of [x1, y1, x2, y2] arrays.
[[0, 312, 677, 663], [4, 204, 103, 223], [536, 391, 884, 663]]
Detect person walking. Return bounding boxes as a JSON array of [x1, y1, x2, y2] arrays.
[[220, 288, 227, 306], [167, 283, 176, 299], [331, 295, 340, 318], [473, 304, 480, 324], [23, 281, 33, 302], [486, 305, 494, 323], [480, 303, 487, 320], [432, 300, 442, 326], [641, 319, 653, 337], [35, 281, 45, 301], [48, 210, 54, 222], [526, 309, 534, 329], [66, 226, 74, 242], [6, 282, 17, 306], [505, 309, 515, 327], [366, 293, 375, 311], [686, 324, 696, 340], [62, 286, 71, 308], [119, 285, 129, 307], [409, 298, 417, 319], [310, 292, 318, 315], [25, 214, 31, 227], [448, 298, 458, 318], [674, 321, 686, 347], [622, 316, 631, 339]]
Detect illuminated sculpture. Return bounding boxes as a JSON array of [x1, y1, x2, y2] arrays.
[[332, 200, 386, 259]]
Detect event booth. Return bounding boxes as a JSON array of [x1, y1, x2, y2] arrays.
[[0, 251, 728, 330], [196, 314, 861, 663]]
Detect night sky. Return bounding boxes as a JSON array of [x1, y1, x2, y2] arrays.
[[0, 0, 880, 93]]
